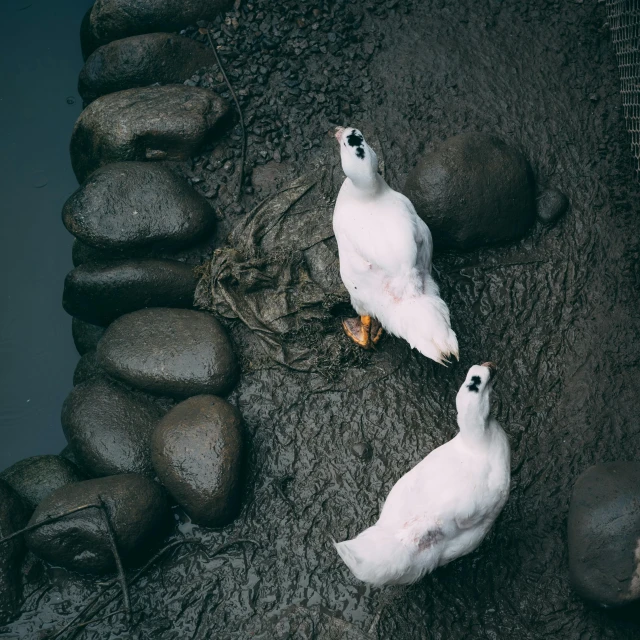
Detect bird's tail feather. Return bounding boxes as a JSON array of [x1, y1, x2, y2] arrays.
[[382, 291, 458, 365], [334, 526, 413, 586]]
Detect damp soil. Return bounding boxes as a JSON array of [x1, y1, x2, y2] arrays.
[[4, 0, 640, 638]]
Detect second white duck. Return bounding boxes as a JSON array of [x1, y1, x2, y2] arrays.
[[334, 363, 510, 586], [332, 126, 458, 364]]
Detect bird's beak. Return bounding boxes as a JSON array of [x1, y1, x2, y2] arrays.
[[482, 362, 497, 381], [334, 126, 346, 142]]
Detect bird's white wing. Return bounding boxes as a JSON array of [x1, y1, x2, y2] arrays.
[[378, 439, 484, 534]]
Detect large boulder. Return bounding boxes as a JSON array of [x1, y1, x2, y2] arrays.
[[25, 474, 171, 574], [79, 33, 216, 103], [72, 317, 105, 355], [63, 259, 199, 326], [404, 133, 536, 250], [568, 462, 640, 607], [97, 308, 239, 397], [0, 455, 84, 512], [152, 395, 243, 526], [62, 379, 166, 477], [69, 85, 230, 182], [0, 481, 29, 625], [85, 0, 231, 53], [63, 162, 216, 254]]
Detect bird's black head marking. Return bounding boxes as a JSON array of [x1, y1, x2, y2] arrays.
[[467, 376, 481, 393], [347, 130, 364, 147]]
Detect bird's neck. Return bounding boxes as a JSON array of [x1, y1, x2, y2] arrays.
[[457, 404, 491, 446], [345, 173, 385, 198]]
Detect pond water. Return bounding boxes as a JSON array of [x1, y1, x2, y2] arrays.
[[0, 0, 93, 469]]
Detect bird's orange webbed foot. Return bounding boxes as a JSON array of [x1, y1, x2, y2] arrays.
[[342, 315, 383, 349]]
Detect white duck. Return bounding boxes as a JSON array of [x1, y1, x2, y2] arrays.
[[334, 362, 510, 586], [332, 127, 458, 364]]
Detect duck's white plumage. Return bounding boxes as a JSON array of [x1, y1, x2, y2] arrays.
[[334, 363, 511, 586], [332, 127, 458, 363]]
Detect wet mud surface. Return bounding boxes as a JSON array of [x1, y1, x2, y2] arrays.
[[4, 0, 640, 638]]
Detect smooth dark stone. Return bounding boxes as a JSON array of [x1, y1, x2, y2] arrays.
[[404, 133, 536, 250], [69, 85, 230, 182], [0, 455, 84, 512], [25, 474, 171, 574], [97, 308, 239, 397], [62, 379, 165, 477], [536, 187, 569, 224], [73, 351, 105, 386], [568, 462, 640, 607], [86, 0, 231, 51], [152, 395, 243, 526], [72, 317, 105, 355], [79, 33, 216, 103], [63, 259, 199, 326], [63, 162, 216, 253], [0, 481, 29, 625]]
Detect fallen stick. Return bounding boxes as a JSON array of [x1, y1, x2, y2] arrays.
[[98, 496, 132, 625], [206, 27, 246, 202], [0, 503, 101, 547]]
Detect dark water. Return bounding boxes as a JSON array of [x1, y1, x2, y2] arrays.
[[0, 0, 93, 469]]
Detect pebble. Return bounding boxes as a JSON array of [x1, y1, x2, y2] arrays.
[[63, 259, 199, 326], [568, 462, 640, 607], [62, 378, 166, 477], [63, 162, 216, 254], [152, 395, 244, 526], [404, 133, 536, 250], [69, 86, 230, 182], [0, 455, 84, 512], [536, 188, 569, 225], [96, 308, 239, 398], [25, 474, 172, 574]]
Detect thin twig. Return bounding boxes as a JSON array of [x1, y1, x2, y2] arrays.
[[0, 503, 101, 547], [98, 496, 131, 625], [206, 27, 246, 202], [202, 538, 259, 561], [65, 539, 204, 640]]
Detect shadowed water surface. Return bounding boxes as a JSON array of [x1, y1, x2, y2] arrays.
[[0, 0, 92, 469]]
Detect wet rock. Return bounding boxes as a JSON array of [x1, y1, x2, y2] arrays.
[[63, 162, 216, 253], [72, 317, 105, 355], [25, 474, 171, 574], [63, 259, 199, 326], [73, 351, 105, 386], [69, 85, 230, 182], [62, 379, 165, 477], [568, 462, 640, 607], [72, 239, 116, 267], [0, 456, 84, 512], [97, 308, 239, 397], [79, 33, 216, 103], [404, 133, 536, 250], [0, 481, 29, 625], [86, 0, 231, 51], [536, 187, 569, 224], [152, 395, 243, 526]]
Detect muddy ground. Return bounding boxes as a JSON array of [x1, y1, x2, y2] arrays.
[[4, 0, 640, 638]]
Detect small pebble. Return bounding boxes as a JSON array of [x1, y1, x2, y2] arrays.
[[351, 442, 373, 461], [536, 188, 569, 224]]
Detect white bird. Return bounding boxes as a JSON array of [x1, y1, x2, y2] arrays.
[[332, 126, 458, 364], [334, 362, 510, 586]]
